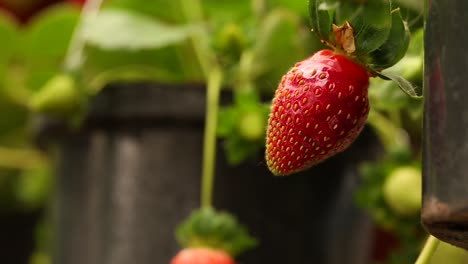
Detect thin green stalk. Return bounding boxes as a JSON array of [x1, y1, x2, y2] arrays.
[[179, 0, 224, 208], [415, 236, 440, 264], [201, 68, 223, 208], [64, 0, 104, 72]]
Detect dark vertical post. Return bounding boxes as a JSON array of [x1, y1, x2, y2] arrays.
[[422, 0, 468, 249]]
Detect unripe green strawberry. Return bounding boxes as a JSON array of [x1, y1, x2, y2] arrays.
[[266, 49, 370, 175], [383, 166, 421, 217], [238, 110, 265, 141], [171, 248, 235, 264]]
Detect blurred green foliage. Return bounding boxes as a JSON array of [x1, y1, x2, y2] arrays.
[[0, 1, 455, 264], [0, 0, 318, 198], [0, 0, 317, 262]]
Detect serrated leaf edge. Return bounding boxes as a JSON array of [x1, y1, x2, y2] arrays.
[[375, 71, 422, 99]]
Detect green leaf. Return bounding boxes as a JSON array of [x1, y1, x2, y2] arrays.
[[369, 9, 410, 70], [270, 0, 309, 17], [309, 0, 393, 54], [309, 0, 336, 42], [376, 71, 422, 98], [107, 0, 184, 23], [84, 9, 199, 50], [0, 12, 17, 64], [19, 4, 80, 93], [0, 13, 19, 104], [334, 0, 391, 27], [353, 18, 392, 55], [83, 45, 199, 86], [202, 0, 252, 22], [336, 0, 392, 55], [22, 4, 80, 61]]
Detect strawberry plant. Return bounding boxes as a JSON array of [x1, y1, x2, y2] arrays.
[[0, 1, 80, 208], [1, 0, 465, 263], [266, 0, 417, 176], [262, 0, 464, 263], [0, 2, 81, 263]]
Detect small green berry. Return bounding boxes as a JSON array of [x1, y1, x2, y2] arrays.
[[383, 166, 422, 217], [238, 111, 265, 141]]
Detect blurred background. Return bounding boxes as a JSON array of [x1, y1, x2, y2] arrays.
[[0, 0, 465, 264]]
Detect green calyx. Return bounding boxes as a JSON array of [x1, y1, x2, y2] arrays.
[[309, 0, 419, 98], [176, 208, 257, 257]]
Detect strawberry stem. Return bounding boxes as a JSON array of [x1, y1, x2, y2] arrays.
[[180, 0, 223, 208], [201, 68, 223, 208], [64, 0, 104, 73], [415, 236, 440, 264]]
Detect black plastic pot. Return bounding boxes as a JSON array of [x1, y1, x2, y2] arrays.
[[39, 82, 378, 264]]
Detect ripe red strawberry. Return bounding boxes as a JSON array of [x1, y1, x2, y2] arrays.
[[171, 248, 236, 264], [265, 49, 370, 175]]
